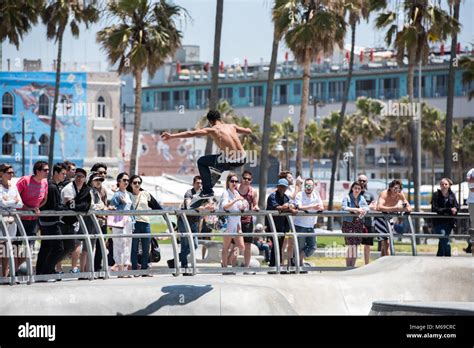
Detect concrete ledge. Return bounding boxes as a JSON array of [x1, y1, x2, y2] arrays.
[[370, 301, 474, 316]]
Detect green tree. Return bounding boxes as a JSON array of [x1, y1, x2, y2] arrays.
[[259, 0, 285, 210], [347, 97, 385, 172], [303, 120, 325, 178], [459, 55, 474, 100], [274, 0, 346, 177], [205, 0, 224, 156], [43, 0, 99, 173], [375, 0, 459, 213], [328, 0, 380, 226], [421, 104, 445, 192], [97, 0, 185, 175], [443, 0, 462, 178], [0, 0, 42, 49]]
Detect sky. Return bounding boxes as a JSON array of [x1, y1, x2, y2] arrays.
[[2, 0, 474, 72]]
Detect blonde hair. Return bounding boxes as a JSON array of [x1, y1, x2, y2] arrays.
[[440, 178, 453, 186]]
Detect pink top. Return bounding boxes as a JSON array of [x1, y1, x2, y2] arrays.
[[16, 175, 48, 220]]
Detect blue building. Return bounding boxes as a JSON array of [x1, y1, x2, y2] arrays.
[[1, 71, 123, 177]]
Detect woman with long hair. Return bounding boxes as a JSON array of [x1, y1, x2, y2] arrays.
[[341, 181, 369, 267], [109, 172, 133, 275], [219, 173, 247, 271]]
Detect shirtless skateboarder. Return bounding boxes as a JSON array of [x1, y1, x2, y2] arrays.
[[162, 110, 252, 207]]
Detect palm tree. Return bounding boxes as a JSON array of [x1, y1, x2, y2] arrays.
[[303, 120, 324, 178], [327, 0, 379, 226], [421, 104, 445, 193], [42, 0, 99, 172], [205, 0, 224, 155], [347, 97, 386, 172], [443, 0, 462, 178], [274, 0, 346, 177], [375, 0, 459, 213], [269, 118, 297, 172], [97, 0, 185, 175], [321, 111, 351, 160], [459, 55, 474, 100], [259, 1, 285, 211], [0, 0, 43, 49]]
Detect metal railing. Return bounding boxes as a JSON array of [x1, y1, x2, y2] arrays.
[[0, 209, 471, 285]]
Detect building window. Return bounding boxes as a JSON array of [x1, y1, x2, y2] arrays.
[[97, 135, 106, 157], [39, 134, 49, 156], [97, 96, 106, 118], [39, 94, 50, 116], [294, 83, 301, 96], [2, 133, 14, 155], [2, 92, 14, 115], [239, 87, 246, 98]]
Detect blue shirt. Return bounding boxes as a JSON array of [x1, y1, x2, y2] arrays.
[[341, 193, 369, 223], [266, 191, 291, 232]]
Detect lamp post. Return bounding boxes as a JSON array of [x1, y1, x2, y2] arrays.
[[11, 114, 37, 176], [378, 155, 388, 186], [344, 147, 354, 181]]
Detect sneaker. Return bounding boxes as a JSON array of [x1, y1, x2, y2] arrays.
[[70, 267, 80, 274], [189, 194, 212, 209]]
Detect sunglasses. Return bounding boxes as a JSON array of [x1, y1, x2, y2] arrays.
[[230, 180, 239, 183], [358, 180, 367, 183], [242, 177, 252, 181], [42, 168, 50, 172], [132, 181, 141, 185], [5, 171, 14, 175], [97, 171, 107, 175], [75, 175, 85, 179], [93, 178, 105, 182], [305, 185, 313, 189], [122, 179, 129, 182]]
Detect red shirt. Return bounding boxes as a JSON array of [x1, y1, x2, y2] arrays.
[[16, 175, 48, 220]]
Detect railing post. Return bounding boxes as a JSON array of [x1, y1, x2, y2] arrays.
[[0, 217, 16, 285], [90, 213, 109, 279], [77, 215, 94, 280], [406, 214, 417, 256], [179, 211, 197, 276], [13, 214, 34, 285], [163, 212, 180, 276], [266, 213, 280, 273], [384, 215, 395, 256], [287, 215, 300, 274]]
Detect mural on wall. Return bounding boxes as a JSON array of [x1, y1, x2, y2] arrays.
[[0, 72, 87, 174]]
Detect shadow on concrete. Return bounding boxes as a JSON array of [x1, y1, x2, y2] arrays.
[[119, 284, 213, 316]]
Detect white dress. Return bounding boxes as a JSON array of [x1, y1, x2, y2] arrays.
[[0, 183, 24, 237], [220, 189, 246, 234], [112, 192, 133, 266]]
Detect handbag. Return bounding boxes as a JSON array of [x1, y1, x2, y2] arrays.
[[107, 215, 129, 229], [149, 237, 161, 263]]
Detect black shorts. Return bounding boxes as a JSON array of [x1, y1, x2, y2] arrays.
[[241, 221, 254, 244], [361, 225, 374, 246]]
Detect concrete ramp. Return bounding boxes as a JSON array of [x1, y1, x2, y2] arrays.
[[0, 256, 472, 315]]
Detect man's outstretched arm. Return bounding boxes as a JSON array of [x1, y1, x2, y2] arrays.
[[162, 128, 211, 140], [234, 125, 252, 135]]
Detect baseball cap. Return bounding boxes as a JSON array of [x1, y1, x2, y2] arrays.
[[75, 168, 87, 176], [277, 178, 289, 187]]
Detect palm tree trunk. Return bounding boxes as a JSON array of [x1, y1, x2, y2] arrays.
[[431, 152, 435, 194], [48, 25, 65, 177], [296, 49, 311, 177], [309, 154, 314, 178], [258, 23, 280, 210], [206, 0, 224, 155], [408, 59, 420, 214], [443, 0, 460, 178], [130, 70, 142, 176], [328, 22, 355, 229]]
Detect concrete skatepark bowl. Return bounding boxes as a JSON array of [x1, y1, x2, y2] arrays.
[[0, 256, 472, 315]]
